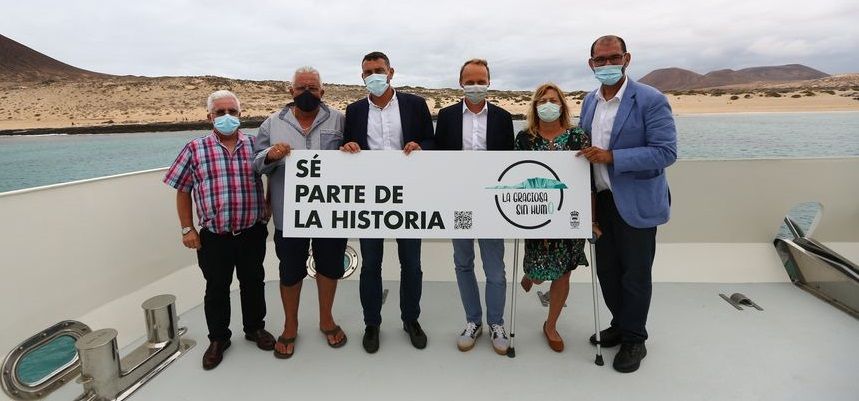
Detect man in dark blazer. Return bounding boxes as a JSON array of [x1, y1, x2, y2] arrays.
[[340, 51, 434, 354], [578, 35, 677, 373], [435, 59, 514, 355]]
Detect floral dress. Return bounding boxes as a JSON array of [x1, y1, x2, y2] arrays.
[[514, 128, 589, 281]]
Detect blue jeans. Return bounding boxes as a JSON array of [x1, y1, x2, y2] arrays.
[[359, 238, 422, 326], [453, 239, 506, 326]]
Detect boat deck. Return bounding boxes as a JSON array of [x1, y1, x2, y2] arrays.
[[50, 280, 859, 401]]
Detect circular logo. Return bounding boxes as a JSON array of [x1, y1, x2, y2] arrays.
[[489, 160, 566, 229]]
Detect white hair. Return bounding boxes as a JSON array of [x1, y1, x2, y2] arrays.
[[291, 66, 322, 88], [206, 90, 241, 113]]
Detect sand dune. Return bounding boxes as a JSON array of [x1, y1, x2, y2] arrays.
[[2, 33, 857, 132], [1, 75, 858, 131]]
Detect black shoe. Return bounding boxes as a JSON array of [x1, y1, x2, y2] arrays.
[[589, 326, 621, 348], [613, 342, 647, 373], [362, 325, 380, 354], [244, 329, 276, 351], [403, 321, 427, 349]]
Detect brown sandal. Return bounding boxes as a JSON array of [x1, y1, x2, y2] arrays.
[[320, 325, 347, 348], [273, 336, 296, 359]]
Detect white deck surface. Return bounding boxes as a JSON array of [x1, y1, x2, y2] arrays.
[[48, 279, 859, 401]]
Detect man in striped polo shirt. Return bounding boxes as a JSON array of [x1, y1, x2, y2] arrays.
[[164, 90, 276, 370]]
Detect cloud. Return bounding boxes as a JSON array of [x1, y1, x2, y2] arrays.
[[3, 0, 857, 90], [746, 37, 813, 58]]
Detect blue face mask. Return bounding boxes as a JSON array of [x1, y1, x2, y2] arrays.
[[213, 114, 240, 135], [537, 102, 562, 122], [364, 73, 390, 97], [594, 65, 624, 86]]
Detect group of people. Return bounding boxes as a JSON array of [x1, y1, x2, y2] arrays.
[[163, 34, 677, 374]]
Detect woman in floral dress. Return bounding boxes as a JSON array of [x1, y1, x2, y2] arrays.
[[516, 82, 591, 352]]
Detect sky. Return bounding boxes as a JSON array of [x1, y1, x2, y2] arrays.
[[3, 0, 858, 91]]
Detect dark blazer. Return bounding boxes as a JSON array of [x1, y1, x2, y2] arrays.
[[434, 101, 514, 150], [343, 91, 435, 150]]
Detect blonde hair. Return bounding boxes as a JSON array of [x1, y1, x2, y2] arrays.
[[526, 83, 572, 135]]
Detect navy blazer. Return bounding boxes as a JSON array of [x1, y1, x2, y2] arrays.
[[579, 79, 677, 228], [434, 101, 515, 151], [343, 91, 435, 150]]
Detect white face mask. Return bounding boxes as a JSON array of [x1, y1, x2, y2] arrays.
[[463, 84, 488, 104], [537, 102, 561, 122]]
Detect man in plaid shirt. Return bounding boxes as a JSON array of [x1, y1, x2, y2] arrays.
[[164, 90, 275, 370]]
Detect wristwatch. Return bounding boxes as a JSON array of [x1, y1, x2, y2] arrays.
[[181, 227, 193, 235]]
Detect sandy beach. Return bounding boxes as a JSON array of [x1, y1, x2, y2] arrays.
[[1, 76, 858, 132], [664, 92, 859, 115]]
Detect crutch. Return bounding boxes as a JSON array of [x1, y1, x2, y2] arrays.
[[588, 236, 604, 366], [506, 239, 520, 358]]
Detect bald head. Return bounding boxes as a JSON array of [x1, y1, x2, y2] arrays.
[[590, 35, 627, 57]]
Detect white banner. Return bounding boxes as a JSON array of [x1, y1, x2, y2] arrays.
[[282, 150, 592, 239]]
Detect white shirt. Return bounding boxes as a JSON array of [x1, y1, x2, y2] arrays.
[[366, 90, 403, 150], [591, 77, 629, 192], [461, 100, 488, 151]]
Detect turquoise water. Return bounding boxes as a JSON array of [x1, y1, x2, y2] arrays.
[[675, 112, 859, 160], [0, 128, 252, 192], [16, 335, 77, 385], [1, 112, 858, 193]]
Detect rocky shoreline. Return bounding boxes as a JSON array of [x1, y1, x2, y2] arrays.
[[0, 114, 530, 136], [0, 118, 265, 136]]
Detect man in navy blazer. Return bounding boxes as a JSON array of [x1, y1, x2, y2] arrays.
[[435, 59, 514, 355], [434, 61, 514, 152], [577, 35, 677, 373], [340, 51, 434, 354]]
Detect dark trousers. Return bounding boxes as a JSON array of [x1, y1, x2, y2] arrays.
[[359, 238, 422, 326], [595, 191, 656, 343], [196, 222, 268, 341]]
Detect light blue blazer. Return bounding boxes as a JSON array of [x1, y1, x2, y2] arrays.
[[579, 79, 678, 229]]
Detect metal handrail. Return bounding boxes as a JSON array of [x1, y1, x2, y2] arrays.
[[783, 216, 806, 239]]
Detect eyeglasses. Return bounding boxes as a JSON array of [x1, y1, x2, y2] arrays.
[[212, 108, 239, 117], [591, 53, 626, 66]]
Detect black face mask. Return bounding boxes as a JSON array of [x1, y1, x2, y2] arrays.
[[294, 91, 321, 112]]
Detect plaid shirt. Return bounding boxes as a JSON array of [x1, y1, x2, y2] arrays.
[[163, 131, 265, 234]]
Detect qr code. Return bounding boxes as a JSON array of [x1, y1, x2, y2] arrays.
[[454, 211, 473, 230]]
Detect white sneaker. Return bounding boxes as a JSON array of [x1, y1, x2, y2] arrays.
[[490, 324, 509, 355], [457, 322, 483, 352]]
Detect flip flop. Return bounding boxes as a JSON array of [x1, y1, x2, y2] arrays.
[[320, 325, 348, 348], [273, 336, 296, 359]]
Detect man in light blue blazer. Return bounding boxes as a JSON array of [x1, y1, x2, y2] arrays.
[[577, 35, 677, 373]]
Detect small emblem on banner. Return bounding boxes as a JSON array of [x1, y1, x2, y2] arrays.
[[569, 211, 580, 229]]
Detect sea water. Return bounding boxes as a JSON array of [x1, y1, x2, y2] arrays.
[[1, 112, 857, 194]]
